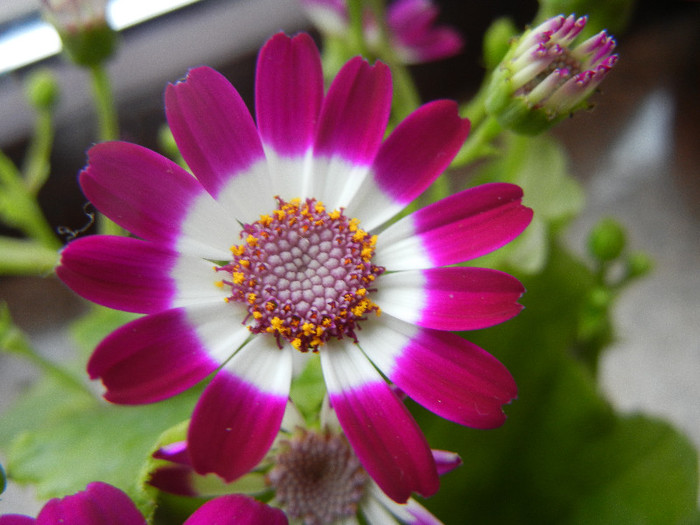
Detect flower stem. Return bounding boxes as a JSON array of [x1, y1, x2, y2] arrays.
[[0, 303, 94, 398], [451, 115, 503, 168], [89, 64, 119, 142], [0, 150, 62, 252], [88, 64, 123, 236], [22, 109, 54, 195], [0, 237, 59, 275]]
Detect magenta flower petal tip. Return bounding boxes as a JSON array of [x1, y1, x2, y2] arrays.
[[0, 482, 146, 525], [57, 31, 528, 500], [486, 14, 618, 134]]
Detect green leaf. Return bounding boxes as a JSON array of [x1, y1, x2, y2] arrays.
[[70, 306, 139, 360], [417, 242, 699, 524], [2, 376, 199, 519], [289, 354, 326, 426], [469, 133, 584, 274]]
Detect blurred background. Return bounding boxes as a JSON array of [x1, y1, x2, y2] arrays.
[[1, 0, 698, 516]]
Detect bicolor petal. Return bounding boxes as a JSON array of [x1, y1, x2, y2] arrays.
[[256, 32, 322, 158], [79, 141, 238, 259], [57, 236, 227, 314], [309, 57, 392, 209], [255, 32, 323, 200], [364, 483, 442, 525], [346, 100, 470, 231], [188, 337, 292, 482], [374, 266, 525, 331], [165, 66, 271, 224], [375, 182, 533, 270], [361, 315, 517, 428], [320, 341, 438, 503], [87, 304, 250, 404]]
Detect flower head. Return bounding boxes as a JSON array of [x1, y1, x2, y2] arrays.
[[485, 14, 618, 134], [57, 32, 532, 502], [301, 0, 463, 64], [149, 401, 460, 524]]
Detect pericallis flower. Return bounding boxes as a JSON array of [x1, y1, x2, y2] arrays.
[[0, 482, 285, 525], [485, 14, 618, 134], [300, 0, 463, 64], [57, 32, 532, 502], [149, 401, 461, 524]]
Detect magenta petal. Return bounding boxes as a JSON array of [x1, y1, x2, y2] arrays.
[[320, 344, 438, 503], [388, 0, 463, 63], [371, 100, 469, 206], [87, 308, 224, 404], [376, 182, 533, 270], [188, 339, 292, 482], [415, 183, 532, 265], [256, 33, 323, 156], [376, 267, 525, 331], [79, 142, 207, 246], [0, 517, 35, 525], [147, 465, 197, 497], [314, 57, 391, 164], [366, 319, 517, 429], [184, 495, 287, 525], [152, 441, 190, 465], [432, 449, 462, 476], [57, 236, 178, 314], [35, 482, 145, 525], [165, 66, 265, 198]]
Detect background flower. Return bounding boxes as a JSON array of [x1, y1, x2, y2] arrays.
[[300, 0, 463, 64]]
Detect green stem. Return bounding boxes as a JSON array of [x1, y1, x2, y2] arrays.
[[347, 1, 369, 58], [89, 64, 119, 142], [0, 151, 62, 251], [16, 344, 95, 397], [0, 237, 59, 275], [89, 64, 123, 236], [1, 304, 94, 398], [22, 109, 54, 195], [451, 115, 503, 168]]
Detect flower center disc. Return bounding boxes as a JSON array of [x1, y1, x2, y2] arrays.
[[267, 429, 368, 524], [220, 197, 384, 352]]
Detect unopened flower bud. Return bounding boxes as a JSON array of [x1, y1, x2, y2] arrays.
[[625, 251, 653, 280], [24, 68, 60, 111], [486, 14, 617, 135], [41, 0, 118, 67], [588, 217, 626, 262]]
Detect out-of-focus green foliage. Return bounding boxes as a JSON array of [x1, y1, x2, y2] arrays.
[[415, 242, 699, 524]]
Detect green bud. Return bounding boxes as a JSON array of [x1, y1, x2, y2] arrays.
[[24, 68, 60, 111], [60, 23, 118, 67], [483, 17, 518, 71], [588, 217, 626, 262], [625, 251, 653, 279]]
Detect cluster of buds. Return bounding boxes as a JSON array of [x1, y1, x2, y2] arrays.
[[486, 15, 618, 134]]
